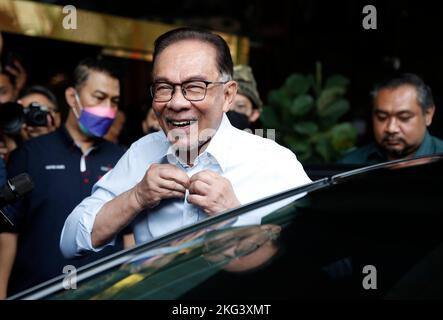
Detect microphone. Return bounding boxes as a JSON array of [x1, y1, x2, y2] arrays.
[[1, 173, 34, 232]]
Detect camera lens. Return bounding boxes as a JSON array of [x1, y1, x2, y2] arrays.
[[24, 103, 48, 127], [0, 102, 25, 136]]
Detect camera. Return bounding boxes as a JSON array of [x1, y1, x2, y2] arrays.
[[25, 102, 50, 127], [0, 102, 52, 136]]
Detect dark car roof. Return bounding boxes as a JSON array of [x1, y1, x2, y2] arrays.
[[11, 154, 443, 300]]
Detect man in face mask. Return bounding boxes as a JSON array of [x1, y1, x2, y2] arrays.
[[0, 57, 129, 298], [227, 65, 263, 130], [65, 59, 120, 150]]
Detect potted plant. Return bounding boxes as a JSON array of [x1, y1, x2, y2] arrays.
[[261, 62, 357, 163]]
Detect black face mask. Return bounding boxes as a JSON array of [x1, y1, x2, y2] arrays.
[[226, 111, 250, 130]]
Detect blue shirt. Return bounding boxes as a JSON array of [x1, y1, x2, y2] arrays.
[[6, 126, 126, 295], [339, 130, 443, 165], [61, 114, 312, 258]]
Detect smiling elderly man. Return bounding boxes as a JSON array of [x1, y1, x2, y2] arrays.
[[60, 27, 311, 258]]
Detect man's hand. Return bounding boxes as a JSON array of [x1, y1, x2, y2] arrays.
[[133, 163, 190, 210], [0, 136, 17, 161], [0, 140, 8, 161], [187, 170, 240, 215], [5, 59, 27, 93], [21, 114, 57, 140]]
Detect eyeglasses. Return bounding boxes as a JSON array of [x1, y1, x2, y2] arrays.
[[150, 80, 229, 102]]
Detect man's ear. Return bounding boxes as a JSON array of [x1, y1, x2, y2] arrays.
[[65, 87, 77, 109], [424, 104, 435, 126], [249, 109, 261, 123], [222, 81, 238, 113]]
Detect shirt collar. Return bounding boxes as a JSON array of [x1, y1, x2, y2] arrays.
[[163, 113, 234, 172], [414, 130, 432, 157], [59, 124, 104, 151], [59, 124, 75, 147], [204, 113, 235, 172], [366, 142, 388, 162]]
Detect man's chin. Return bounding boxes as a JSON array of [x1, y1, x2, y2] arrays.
[[383, 145, 410, 159]]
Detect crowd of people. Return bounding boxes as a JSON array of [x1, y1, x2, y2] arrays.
[[0, 27, 442, 299]]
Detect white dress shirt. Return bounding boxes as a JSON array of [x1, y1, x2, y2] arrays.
[[60, 114, 312, 258]]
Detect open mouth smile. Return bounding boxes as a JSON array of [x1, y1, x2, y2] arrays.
[[166, 118, 198, 128]]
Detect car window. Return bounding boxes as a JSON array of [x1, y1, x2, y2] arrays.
[[11, 154, 443, 300]]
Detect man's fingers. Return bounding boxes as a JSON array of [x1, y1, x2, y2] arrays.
[[47, 114, 55, 129], [5, 65, 18, 76], [169, 174, 190, 189], [13, 60, 25, 72], [160, 189, 185, 200], [158, 179, 187, 193], [158, 165, 190, 188], [189, 170, 218, 185], [189, 180, 210, 196], [7, 61, 27, 90], [0, 139, 10, 159], [0, 148, 7, 159], [187, 194, 207, 210]]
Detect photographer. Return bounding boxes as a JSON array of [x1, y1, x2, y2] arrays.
[[0, 85, 59, 160], [18, 85, 60, 140]]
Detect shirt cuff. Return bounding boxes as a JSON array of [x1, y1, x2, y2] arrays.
[[78, 201, 116, 254]]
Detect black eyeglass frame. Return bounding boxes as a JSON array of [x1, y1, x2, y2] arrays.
[[150, 80, 229, 102]]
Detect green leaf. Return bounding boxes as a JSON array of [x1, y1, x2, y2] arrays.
[[284, 73, 312, 96], [260, 106, 279, 128], [293, 121, 319, 136], [315, 136, 332, 162], [317, 87, 346, 112], [325, 74, 350, 89], [263, 67, 356, 164], [317, 99, 350, 121], [330, 122, 357, 152], [299, 149, 313, 163], [290, 94, 314, 117], [284, 136, 310, 154], [268, 89, 290, 108]]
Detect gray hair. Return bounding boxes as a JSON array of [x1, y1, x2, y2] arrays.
[[153, 27, 234, 80]]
